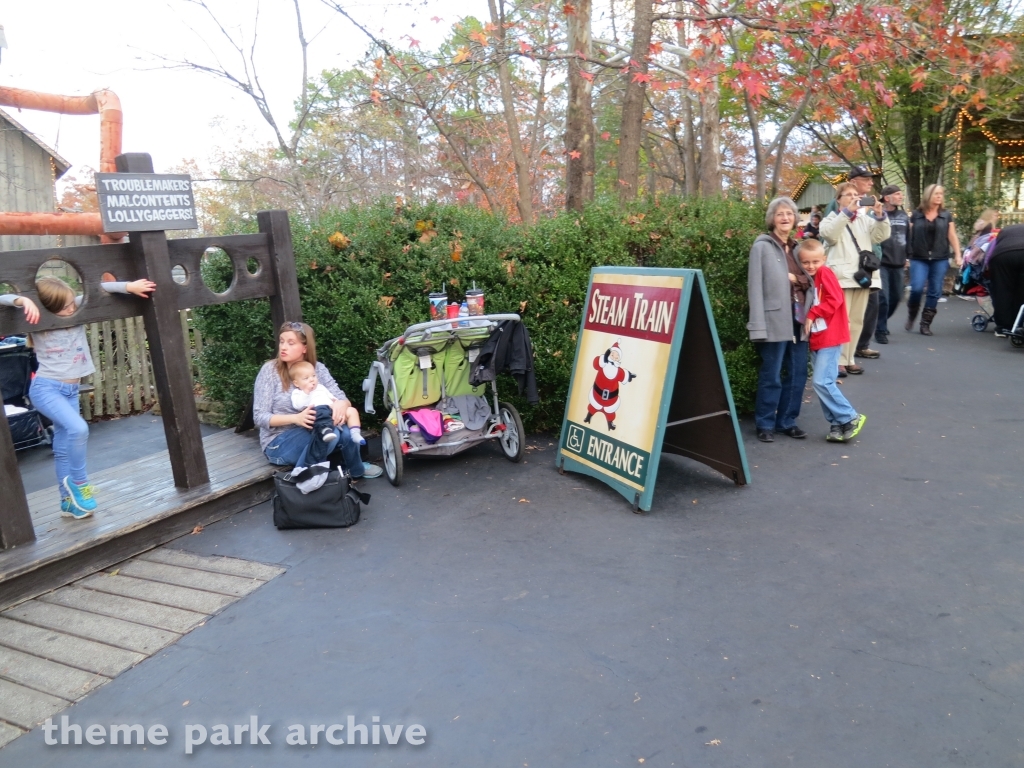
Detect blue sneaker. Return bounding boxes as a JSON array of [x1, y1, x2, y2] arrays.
[[61, 496, 93, 520], [358, 463, 383, 479], [63, 477, 98, 514]]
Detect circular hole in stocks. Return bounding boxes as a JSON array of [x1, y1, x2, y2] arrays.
[[201, 247, 233, 294], [35, 259, 83, 316]]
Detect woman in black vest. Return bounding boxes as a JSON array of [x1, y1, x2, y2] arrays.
[[906, 184, 962, 335]]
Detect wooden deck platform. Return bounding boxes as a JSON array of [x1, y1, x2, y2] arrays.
[[0, 431, 275, 611]]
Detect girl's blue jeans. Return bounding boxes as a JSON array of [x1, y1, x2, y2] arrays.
[[29, 377, 89, 496]]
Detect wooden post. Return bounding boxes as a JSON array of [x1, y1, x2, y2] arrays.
[[116, 153, 209, 488], [258, 210, 303, 331], [0, 412, 35, 549]]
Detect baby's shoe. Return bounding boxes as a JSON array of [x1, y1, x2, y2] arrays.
[[321, 427, 338, 444]]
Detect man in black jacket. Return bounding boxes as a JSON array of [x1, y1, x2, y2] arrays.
[[874, 184, 910, 344]]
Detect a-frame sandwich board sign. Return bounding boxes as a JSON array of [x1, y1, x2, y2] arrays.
[[555, 267, 750, 512]]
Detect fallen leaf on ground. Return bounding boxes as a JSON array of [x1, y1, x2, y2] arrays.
[[109, 569, 119, 576], [705, 739, 721, 746], [182, 700, 190, 707], [518, 499, 530, 503], [191, 525, 203, 535]]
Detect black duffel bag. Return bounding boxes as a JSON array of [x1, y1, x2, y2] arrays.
[[272, 466, 370, 529]]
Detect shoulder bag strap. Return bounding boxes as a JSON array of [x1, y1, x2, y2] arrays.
[[845, 222, 868, 253]]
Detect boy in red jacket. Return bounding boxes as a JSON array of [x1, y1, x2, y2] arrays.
[[799, 240, 867, 442]]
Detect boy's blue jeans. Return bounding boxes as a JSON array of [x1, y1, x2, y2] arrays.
[[811, 346, 858, 426], [29, 377, 89, 495], [264, 422, 363, 477]]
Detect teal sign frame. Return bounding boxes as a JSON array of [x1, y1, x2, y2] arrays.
[[556, 267, 750, 512]]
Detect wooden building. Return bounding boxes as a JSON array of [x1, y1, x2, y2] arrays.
[[0, 106, 97, 251], [791, 163, 877, 211]]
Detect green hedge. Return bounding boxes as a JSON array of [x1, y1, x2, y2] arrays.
[[194, 196, 765, 432]]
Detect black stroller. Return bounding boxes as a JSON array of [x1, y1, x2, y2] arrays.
[[0, 340, 54, 450]]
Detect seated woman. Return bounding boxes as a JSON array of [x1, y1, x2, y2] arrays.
[[253, 321, 382, 478]]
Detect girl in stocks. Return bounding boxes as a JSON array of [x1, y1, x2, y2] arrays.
[[2, 276, 156, 519]]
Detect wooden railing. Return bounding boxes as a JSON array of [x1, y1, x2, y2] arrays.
[[999, 210, 1024, 226], [78, 310, 201, 420]]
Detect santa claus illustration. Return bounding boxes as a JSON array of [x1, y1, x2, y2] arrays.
[[584, 341, 637, 431]]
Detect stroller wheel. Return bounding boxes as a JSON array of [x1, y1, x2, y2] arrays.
[[971, 314, 989, 332], [498, 402, 525, 462], [43, 426, 55, 446], [1011, 334, 1024, 348], [381, 421, 404, 486]]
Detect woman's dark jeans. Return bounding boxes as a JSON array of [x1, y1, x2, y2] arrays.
[[754, 336, 809, 432], [264, 423, 363, 476], [909, 258, 948, 310]]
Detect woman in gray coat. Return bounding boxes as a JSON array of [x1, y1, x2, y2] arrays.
[[747, 197, 813, 442]]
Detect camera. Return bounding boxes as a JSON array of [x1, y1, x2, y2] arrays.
[[859, 195, 877, 207]]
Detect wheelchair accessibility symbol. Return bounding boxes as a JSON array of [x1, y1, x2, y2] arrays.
[[565, 425, 585, 453]]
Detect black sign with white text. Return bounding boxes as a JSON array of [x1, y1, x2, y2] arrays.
[[95, 173, 198, 232]]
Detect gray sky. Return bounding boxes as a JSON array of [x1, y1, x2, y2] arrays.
[[1, 0, 477, 178]]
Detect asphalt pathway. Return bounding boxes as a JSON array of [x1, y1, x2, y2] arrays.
[[4, 298, 1022, 767]]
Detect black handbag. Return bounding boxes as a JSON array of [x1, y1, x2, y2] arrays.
[[272, 466, 370, 529], [846, 226, 881, 272]]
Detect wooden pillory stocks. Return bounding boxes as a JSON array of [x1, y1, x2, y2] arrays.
[[0, 153, 301, 550]]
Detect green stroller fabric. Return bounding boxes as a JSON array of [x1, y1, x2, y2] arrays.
[[443, 344, 485, 398], [389, 334, 486, 409], [393, 347, 444, 408]]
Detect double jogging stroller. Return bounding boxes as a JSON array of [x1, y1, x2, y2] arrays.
[[0, 339, 54, 450], [362, 314, 525, 486]]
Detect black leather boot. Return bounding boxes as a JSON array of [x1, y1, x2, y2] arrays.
[[905, 300, 920, 331], [919, 306, 936, 336]]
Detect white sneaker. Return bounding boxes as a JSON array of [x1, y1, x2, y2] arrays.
[[322, 428, 338, 443]]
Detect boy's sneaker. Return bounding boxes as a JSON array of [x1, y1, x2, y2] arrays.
[[321, 427, 338, 444], [60, 496, 93, 520], [841, 414, 867, 441], [826, 424, 844, 442], [63, 477, 97, 514]]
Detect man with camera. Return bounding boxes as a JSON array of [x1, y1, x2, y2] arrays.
[[819, 172, 891, 376]]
